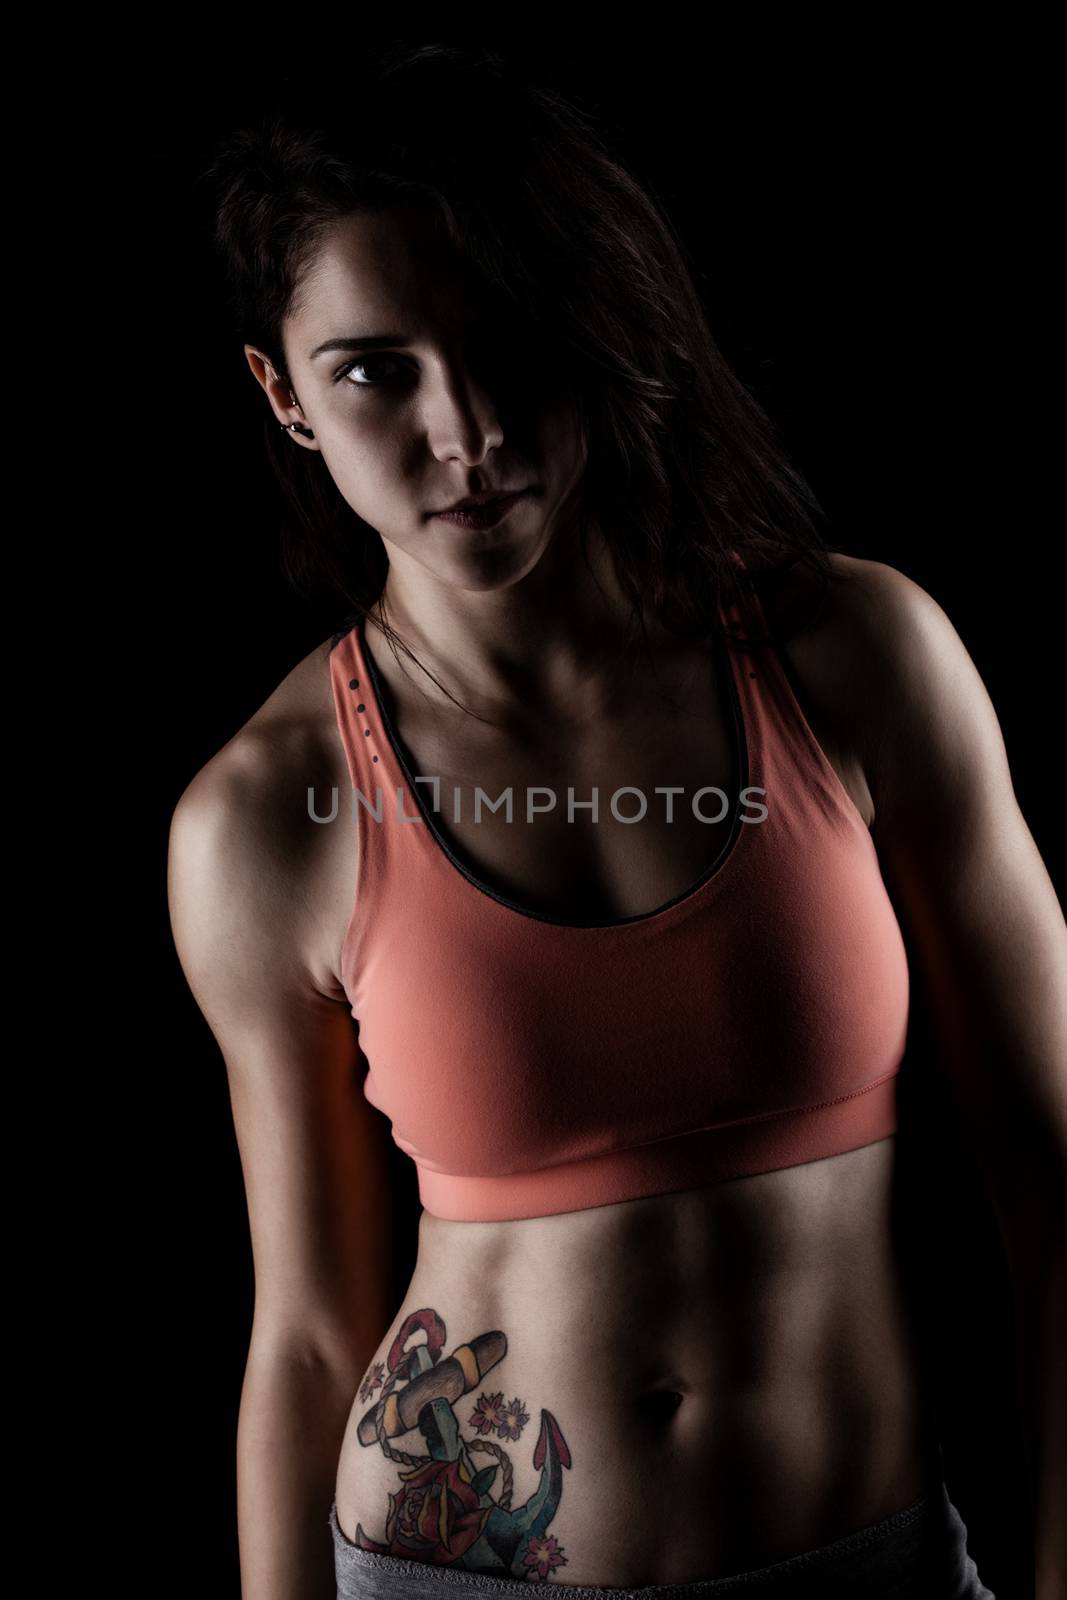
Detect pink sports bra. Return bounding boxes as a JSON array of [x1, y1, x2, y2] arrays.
[[327, 579, 910, 1223]]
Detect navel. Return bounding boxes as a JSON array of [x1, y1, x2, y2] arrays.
[[636, 1388, 686, 1425]]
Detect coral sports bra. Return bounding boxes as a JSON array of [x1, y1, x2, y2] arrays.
[[327, 580, 910, 1223]]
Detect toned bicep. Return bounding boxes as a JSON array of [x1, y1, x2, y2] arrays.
[[168, 756, 399, 1367]]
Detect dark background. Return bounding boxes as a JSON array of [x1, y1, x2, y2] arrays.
[[105, 28, 1057, 1599]]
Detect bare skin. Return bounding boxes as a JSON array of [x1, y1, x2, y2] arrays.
[[236, 562, 938, 1586], [223, 204, 942, 1583], [333, 1151, 930, 1585], [173, 199, 1066, 1591]]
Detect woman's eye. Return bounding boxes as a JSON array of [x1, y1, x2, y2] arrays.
[[336, 354, 405, 387]]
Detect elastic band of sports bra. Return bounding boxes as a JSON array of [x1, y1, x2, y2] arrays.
[[413, 1072, 899, 1223]]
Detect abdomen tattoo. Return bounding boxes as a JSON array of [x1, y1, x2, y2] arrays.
[[353, 1306, 573, 1581]]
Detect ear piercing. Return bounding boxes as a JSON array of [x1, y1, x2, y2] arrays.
[[279, 383, 314, 439]]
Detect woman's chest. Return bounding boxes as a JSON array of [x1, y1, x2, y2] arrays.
[[398, 671, 741, 922], [348, 615, 875, 927]]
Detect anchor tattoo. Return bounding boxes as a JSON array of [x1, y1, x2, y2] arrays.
[[352, 1307, 574, 1581]]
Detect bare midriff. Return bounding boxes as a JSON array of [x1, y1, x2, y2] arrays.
[[333, 1137, 937, 1588]]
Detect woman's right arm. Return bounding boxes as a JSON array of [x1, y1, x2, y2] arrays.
[[168, 744, 397, 1600]]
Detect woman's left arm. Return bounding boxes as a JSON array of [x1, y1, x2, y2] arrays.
[[848, 559, 1067, 1599]]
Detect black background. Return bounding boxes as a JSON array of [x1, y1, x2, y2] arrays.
[[104, 27, 1059, 1599]]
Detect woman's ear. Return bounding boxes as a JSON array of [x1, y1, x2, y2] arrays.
[[242, 347, 318, 445]]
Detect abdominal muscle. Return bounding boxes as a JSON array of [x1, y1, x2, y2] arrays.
[[333, 1137, 938, 1588]]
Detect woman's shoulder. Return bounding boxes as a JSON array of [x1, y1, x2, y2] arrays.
[[754, 552, 950, 811], [168, 628, 352, 995], [759, 549, 936, 682], [178, 631, 343, 812], [755, 548, 921, 627], [170, 631, 347, 895], [762, 552, 998, 831]]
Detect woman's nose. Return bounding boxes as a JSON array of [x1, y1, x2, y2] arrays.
[[424, 358, 506, 465]]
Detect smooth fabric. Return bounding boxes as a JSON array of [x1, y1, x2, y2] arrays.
[[329, 1481, 995, 1598], [327, 574, 911, 1222]]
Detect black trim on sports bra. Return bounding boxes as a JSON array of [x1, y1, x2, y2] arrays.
[[356, 617, 751, 930]]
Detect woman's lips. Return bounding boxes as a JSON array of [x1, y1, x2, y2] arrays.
[[432, 490, 531, 529]]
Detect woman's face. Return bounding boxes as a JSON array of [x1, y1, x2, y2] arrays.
[[249, 204, 587, 593]]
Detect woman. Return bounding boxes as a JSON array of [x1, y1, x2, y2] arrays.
[[169, 45, 1064, 1600]]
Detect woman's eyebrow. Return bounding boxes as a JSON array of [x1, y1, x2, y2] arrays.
[[309, 332, 411, 359]]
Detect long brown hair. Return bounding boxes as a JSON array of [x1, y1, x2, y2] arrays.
[[201, 42, 835, 690]]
